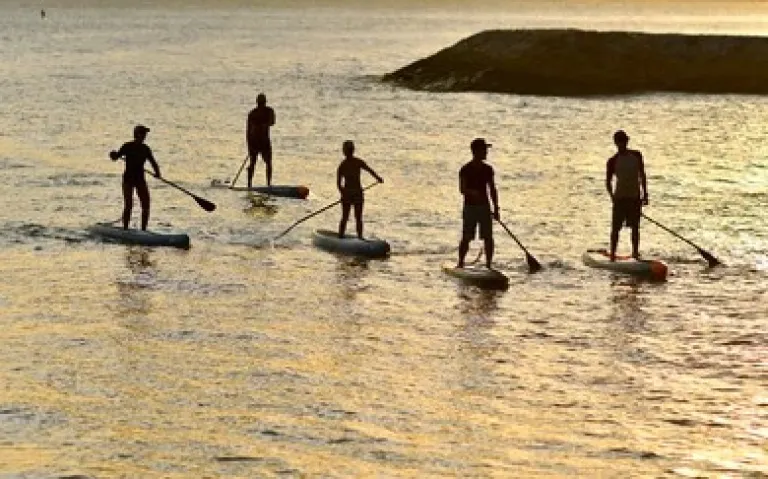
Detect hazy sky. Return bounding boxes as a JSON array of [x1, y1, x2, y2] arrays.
[[6, 0, 768, 14]]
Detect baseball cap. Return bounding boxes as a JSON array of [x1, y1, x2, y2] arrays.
[[471, 138, 492, 151], [134, 124, 150, 135]]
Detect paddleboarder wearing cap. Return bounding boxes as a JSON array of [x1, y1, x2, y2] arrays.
[[109, 125, 161, 231], [337, 140, 383, 239], [606, 129, 649, 261], [246, 93, 276, 188], [457, 138, 500, 269]]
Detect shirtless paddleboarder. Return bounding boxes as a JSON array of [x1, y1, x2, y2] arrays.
[[109, 125, 162, 230], [336, 140, 383, 239], [606, 130, 649, 261]]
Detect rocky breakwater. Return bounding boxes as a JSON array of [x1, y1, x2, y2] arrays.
[[383, 29, 768, 96]]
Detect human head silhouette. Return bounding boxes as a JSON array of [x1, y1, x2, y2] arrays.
[[342, 140, 355, 157], [613, 130, 629, 147], [133, 124, 150, 142], [470, 138, 491, 160]]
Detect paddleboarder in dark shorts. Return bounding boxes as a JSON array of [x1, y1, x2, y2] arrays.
[[246, 93, 276, 188], [337, 140, 383, 239], [109, 125, 161, 231], [457, 138, 500, 269], [606, 130, 649, 261]]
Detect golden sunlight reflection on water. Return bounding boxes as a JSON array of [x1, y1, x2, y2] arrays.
[[0, 5, 766, 478]]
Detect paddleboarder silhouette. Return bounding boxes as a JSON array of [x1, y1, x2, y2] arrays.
[[246, 93, 276, 188], [337, 140, 383, 239], [457, 138, 500, 270], [109, 125, 162, 230], [606, 130, 649, 261]]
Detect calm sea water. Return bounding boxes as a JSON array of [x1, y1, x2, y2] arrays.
[[0, 5, 766, 478]]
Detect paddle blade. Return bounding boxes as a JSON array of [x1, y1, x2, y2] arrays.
[[195, 196, 217, 212], [699, 248, 721, 267], [526, 253, 543, 274]]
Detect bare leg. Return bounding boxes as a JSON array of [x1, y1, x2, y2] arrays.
[[484, 237, 494, 269], [458, 238, 470, 268], [137, 181, 151, 231], [246, 156, 256, 189], [610, 227, 620, 262], [122, 182, 134, 230], [354, 202, 364, 239], [264, 148, 273, 187], [631, 226, 640, 259], [338, 202, 351, 238]]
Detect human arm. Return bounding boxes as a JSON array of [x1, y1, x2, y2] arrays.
[[337, 165, 344, 195], [489, 170, 500, 220], [147, 148, 161, 178], [605, 156, 615, 201], [638, 152, 648, 205], [109, 143, 126, 161], [245, 114, 252, 151], [269, 108, 276, 127], [362, 161, 383, 183]]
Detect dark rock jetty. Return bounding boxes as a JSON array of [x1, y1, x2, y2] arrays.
[[383, 29, 768, 96]]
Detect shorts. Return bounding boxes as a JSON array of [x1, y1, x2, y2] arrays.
[[612, 198, 642, 229], [462, 204, 492, 240], [249, 141, 272, 165], [122, 173, 148, 190], [341, 190, 364, 207]]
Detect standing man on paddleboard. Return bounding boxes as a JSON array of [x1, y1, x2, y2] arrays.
[[457, 138, 500, 269], [246, 93, 276, 189], [606, 129, 649, 261], [337, 140, 383, 239], [109, 125, 162, 231]]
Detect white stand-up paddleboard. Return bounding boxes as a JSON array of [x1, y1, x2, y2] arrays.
[[312, 229, 390, 258], [442, 264, 510, 290], [211, 182, 309, 199], [582, 249, 667, 281], [88, 223, 191, 249]]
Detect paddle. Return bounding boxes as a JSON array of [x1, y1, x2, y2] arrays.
[[642, 213, 720, 267], [496, 219, 542, 273], [273, 182, 379, 241], [145, 169, 217, 212], [229, 155, 248, 188]]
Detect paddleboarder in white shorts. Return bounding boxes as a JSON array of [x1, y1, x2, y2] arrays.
[[246, 93, 276, 188], [457, 138, 500, 269], [337, 140, 383, 239], [606, 130, 649, 261], [109, 125, 162, 231]]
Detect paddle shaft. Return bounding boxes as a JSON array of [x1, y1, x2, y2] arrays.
[[145, 169, 216, 212], [274, 182, 378, 240], [642, 213, 720, 265], [230, 155, 248, 188], [496, 218, 543, 273]]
